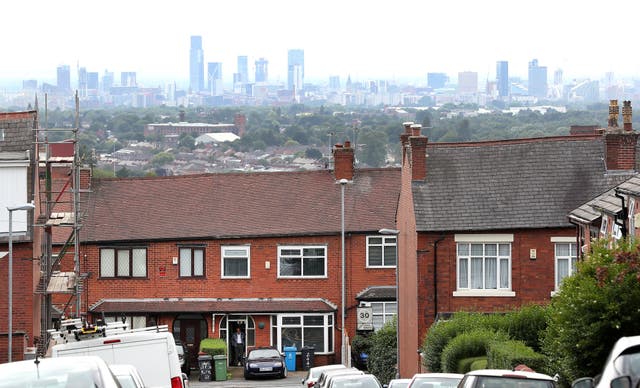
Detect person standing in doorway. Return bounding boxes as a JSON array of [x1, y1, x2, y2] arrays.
[[233, 327, 245, 366]]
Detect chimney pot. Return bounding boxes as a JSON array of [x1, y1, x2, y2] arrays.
[[344, 140, 351, 148], [622, 100, 633, 131], [411, 124, 422, 136]]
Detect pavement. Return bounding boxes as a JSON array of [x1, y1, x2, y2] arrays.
[[188, 366, 308, 387]]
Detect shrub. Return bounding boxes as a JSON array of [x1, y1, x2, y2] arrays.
[[367, 318, 397, 386], [487, 339, 545, 372], [541, 239, 640, 385], [498, 305, 549, 352], [199, 338, 227, 356], [440, 329, 509, 373], [458, 356, 488, 374]]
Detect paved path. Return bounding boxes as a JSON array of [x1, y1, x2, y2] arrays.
[[188, 366, 307, 388]]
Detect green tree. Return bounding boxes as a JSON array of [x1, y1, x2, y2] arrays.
[[367, 318, 397, 386], [305, 147, 323, 160], [359, 130, 387, 167], [150, 151, 174, 168], [541, 238, 640, 385]]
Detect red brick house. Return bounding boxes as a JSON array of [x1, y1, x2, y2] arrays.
[[0, 111, 41, 362], [74, 142, 400, 369], [395, 101, 638, 377]]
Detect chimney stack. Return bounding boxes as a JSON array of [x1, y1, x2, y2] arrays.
[[608, 100, 619, 128], [409, 124, 428, 181], [333, 141, 354, 181], [622, 100, 633, 131], [400, 122, 414, 162]]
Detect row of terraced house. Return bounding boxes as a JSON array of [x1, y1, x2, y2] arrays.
[[1, 100, 638, 377]]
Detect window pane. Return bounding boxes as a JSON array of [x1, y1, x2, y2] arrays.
[[458, 243, 469, 256], [386, 302, 397, 315], [194, 250, 204, 276], [369, 237, 382, 245], [117, 250, 130, 277], [470, 244, 483, 256], [384, 245, 396, 266], [282, 317, 300, 325], [485, 258, 497, 289], [280, 257, 301, 276], [225, 258, 247, 276], [303, 257, 325, 276], [132, 249, 146, 277], [557, 258, 569, 287], [132, 316, 146, 329], [485, 244, 497, 256], [556, 243, 569, 256], [281, 327, 302, 349], [180, 248, 192, 276], [304, 327, 325, 353], [372, 315, 384, 331], [225, 248, 247, 257], [499, 244, 510, 256], [458, 258, 468, 288], [368, 246, 383, 266], [281, 249, 300, 256], [304, 316, 324, 326], [471, 258, 483, 288], [303, 247, 325, 256], [101, 249, 115, 277], [500, 258, 509, 288], [371, 303, 383, 314]]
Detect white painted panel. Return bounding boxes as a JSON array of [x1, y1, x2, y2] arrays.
[[0, 166, 29, 234], [454, 234, 514, 243], [550, 237, 577, 243]]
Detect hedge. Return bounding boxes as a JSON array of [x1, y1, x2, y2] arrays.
[[440, 329, 509, 373], [487, 339, 545, 372], [199, 338, 227, 356]]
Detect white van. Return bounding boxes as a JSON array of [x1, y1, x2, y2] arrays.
[[51, 329, 185, 388]]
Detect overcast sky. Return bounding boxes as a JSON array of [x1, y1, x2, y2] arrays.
[[2, 0, 639, 88]]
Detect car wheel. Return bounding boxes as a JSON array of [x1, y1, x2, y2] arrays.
[[281, 367, 288, 378], [244, 370, 251, 380]]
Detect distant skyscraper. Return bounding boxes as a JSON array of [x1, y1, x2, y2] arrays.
[[329, 76, 341, 90], [78, 67, 87, 97], [496, 61, 509, 97], [57, 65, 71, 91], [528, 59, 548, 98], [255, 58, 268, 83], [87, 72, 99, 90], [554, 68, 563, 86], [121, 72, 137, 87], [287, 49, 304, 92], [207, 62, 223, 96], [189, 36, 205, 92], [102, 70, 114, 93], [457, 71, 478, 94], [427, 73, 447, 89], [237, 55, 248, 83]]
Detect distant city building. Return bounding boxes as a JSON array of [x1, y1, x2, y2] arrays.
[[22, 80, 37, 90], [570, 79, 599, 103], [255, 57, 268, 83], [57, 65, 71, 91], [554, 68, 563, 86], [189, 36, 205, 92], [102, 70, 114, 93], [121, 72, 137, 87], [496, 61, 509, 97], [144, 122, 238, 138], [78, 67, 87, 97], [427, 72, 448, 89], [207, 62, 223, 96], [528, 59, 547, 98], [87, 72, 99, 90], [457, 71, 478, 94], [329, 75, 340, 90], [237, 55, 248, 83], [287, 49, 304, 94]]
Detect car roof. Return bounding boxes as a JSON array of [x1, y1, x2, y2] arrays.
[[412, 373, 464, 379], [329, 374, 380, 387], [464, 369, 555, 380]]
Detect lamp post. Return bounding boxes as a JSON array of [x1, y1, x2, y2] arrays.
[[379, 228, 400, 377], [339, 178, 348, 365], [7, 202, 35, 363]]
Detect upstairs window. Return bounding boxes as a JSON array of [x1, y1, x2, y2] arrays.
[[100, 248, 147, 278], [367, 236, 397, 267], [179, 247, 205, 278], [278, 246, 326, 278], [222, 246, 250, 278]]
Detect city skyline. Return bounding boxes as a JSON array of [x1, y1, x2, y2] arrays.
[[2, 0, 640, 90]]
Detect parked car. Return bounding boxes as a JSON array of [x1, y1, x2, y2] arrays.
[[407, 373, 464, 388], [387, 378, 412, 388], [0, 355, 121, 388], [459, 369, 556, 388], [175, 339, 191, 376], [316, 368, 365, 388], [109, 364, 147, 388], [302, 364, 347, 387], [244, 346, 288, 379], [572, 335, 640, 388], [328, 373, 383, 388]]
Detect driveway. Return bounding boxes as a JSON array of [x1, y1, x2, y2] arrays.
[[188, 366, 307, 388]]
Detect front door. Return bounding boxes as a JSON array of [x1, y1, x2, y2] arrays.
[[179, 319, 203, 370], [228, 321, 246, 367]]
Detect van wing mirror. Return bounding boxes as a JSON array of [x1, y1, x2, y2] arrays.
[[611, 376, 632, 388]]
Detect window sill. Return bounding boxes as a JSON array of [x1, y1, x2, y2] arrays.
[[453, 290, 516, 297]]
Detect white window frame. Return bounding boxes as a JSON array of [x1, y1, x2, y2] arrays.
[[453, 234, 515, 297], [0, 163, 30, 234], [366, 235, 397, 268], [552, 237, 577, 293], [600, 216, 609, 237], [370, 301, 397, 331], [277, 245, 327, 278], [99, 247, 147, 278], [629, 198, 636, 236], [221, 245, 250, 279], [272, 313, 333, 354]]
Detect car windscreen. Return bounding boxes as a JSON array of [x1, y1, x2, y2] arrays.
[[612, 345, 640, 377], [476, 376, 555, 388], [411, 377, 461, 388], [248, 349, 280, 359]]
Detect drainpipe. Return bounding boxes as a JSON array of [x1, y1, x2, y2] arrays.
[[432, 234, 445, 320], [615, 189, 628, 238]]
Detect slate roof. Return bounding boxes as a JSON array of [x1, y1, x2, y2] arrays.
[[414, 136, 637, 231], [81, 168, 400, 243], [355, 286, 396, 301], [569, 176, 640, 223], [89, 298, 336, 313]]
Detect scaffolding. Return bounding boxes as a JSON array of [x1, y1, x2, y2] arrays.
[[34, 92, 86, 356]]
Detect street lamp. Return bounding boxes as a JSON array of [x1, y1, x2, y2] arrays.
[[339, 178, 348, 365], [7, 202, 35, 363], [379, 228, 400, 377]]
